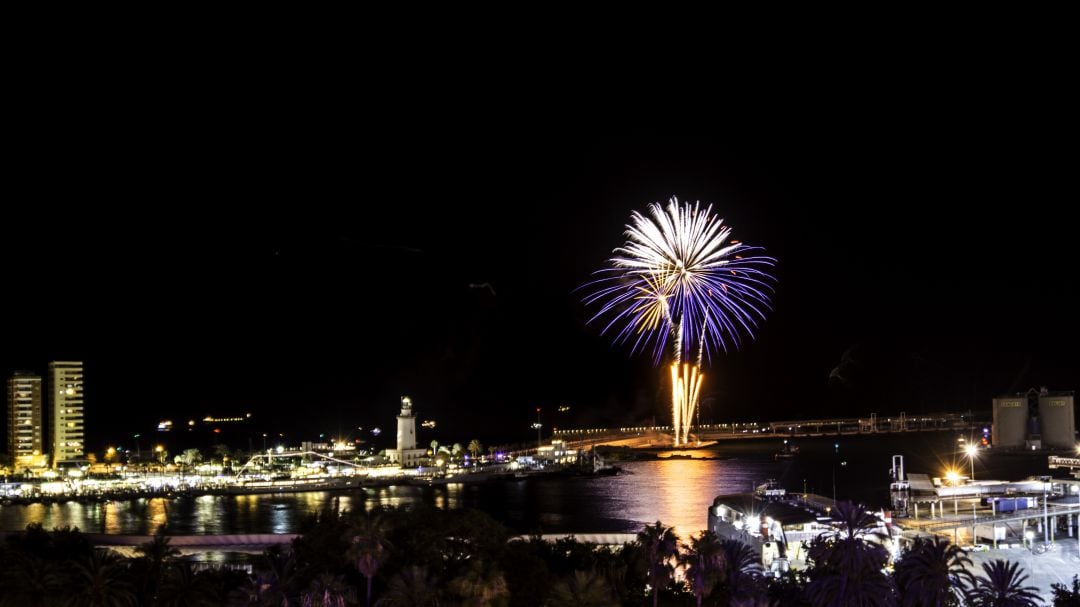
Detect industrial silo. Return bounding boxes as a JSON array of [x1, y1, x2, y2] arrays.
[[992, 396, 1028, 448], [1038, 392, 1076, 449]]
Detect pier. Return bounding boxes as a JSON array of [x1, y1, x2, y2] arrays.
[[889, 454, 1080, 556], [554, 411, 986, 448]]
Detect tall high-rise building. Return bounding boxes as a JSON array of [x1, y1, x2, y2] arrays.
[[7, 371, 43, 457], [49, 361, 85, 465]]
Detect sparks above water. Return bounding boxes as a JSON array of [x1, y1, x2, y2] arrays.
[[583, 197, 777, 445]]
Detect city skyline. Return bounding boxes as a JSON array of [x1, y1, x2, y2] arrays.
[[4, 126, 1077, 452]]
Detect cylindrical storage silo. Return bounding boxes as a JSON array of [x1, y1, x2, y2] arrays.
[[1038, 394, 1075, 449], [992, 397, 1028, 448]]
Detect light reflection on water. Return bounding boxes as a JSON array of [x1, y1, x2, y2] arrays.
[[579, 456, 778, 540], [147, 499, 168, 532], [3, 433, 1046, 537], [0, 460, 777, 537]]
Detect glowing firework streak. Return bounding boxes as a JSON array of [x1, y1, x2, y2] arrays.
[[584, 197, 776, 445], [671, 363, 704, 448]]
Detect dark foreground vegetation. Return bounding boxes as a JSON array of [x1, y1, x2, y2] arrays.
[[0, 501, 1073, 606]]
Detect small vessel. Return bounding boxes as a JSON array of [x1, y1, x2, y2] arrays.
[[222, 476, 361, 495], [591, 465, 621, 476], [755, 479, 787, 501], [589, 450, 620, 475], [774, 441, 799, 460]]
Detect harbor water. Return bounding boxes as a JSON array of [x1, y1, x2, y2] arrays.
[[0, 434, 1061, 542]]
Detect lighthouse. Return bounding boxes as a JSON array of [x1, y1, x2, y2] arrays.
[[390, 396, 426, 467]]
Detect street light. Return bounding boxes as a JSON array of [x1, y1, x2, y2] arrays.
[[832, 443, 839, 503], [341, 426, 365, 446], [965, 444, 978, 481], [532, 408, 542, 452]]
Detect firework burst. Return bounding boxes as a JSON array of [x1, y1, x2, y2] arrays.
[[583, 197, 777, 445]]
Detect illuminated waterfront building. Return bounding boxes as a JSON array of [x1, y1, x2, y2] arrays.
[[49, 361, 85, 466], [7, 371, 43, 458]]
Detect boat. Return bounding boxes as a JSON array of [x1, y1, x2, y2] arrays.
[[774, 442, 799, 460], [413, 476, 464, 486], [590, 465, 621, 477], [220, 476, 362, 495], [755, 479, 787, 500], [588, 450, 621, 475]]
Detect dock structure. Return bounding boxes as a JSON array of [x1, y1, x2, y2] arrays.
[[890, 466, 1080, 550], [885, 455, 1080, 601], [1050, 455, 1080, 479], [763, 411, 980, 437], [555, 411, 985, 448]]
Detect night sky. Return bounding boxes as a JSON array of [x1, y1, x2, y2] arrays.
[[4, 69, 1077, 454]]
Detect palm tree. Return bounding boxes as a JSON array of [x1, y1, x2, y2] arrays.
[[51, 525, 95, 561], [156, 562, 220, 607], [64, 549, 138, 607], [213, 443, 231, 463], [767, 574, 812, 607], [447, 560, 509, 607], [0, 553, 62, 607], [231, 547, 302, 606], [300, 574, 356, 607], [545, 570, 619, 607], [232, 570, 292, 607], [964, 559, 1042, 607], [467, 440, 482, 462], [683, 531, 723, 607], [806, 501, 895, 607], [135, 530, 181, 604], [375, 566, 440, 607], [347, 513, 392, 607], [235, 545, 302, 606], [1051, 574, 1080, 606], [637, 521, 680, 607], [136, 530, 180, 563], [714, 539, 765, 606], [893, 536, 971, 607], [180, 448, 203, 474]]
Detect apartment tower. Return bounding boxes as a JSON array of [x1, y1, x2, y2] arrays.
[[7, 371, 43, 457], [49, 361, 85, 465]]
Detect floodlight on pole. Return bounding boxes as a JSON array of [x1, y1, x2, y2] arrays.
[[965, 444, 978, 481]]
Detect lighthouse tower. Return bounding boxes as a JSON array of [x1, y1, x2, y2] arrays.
[[397, 396, 417, 450], [390, 396, 426, 466]]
